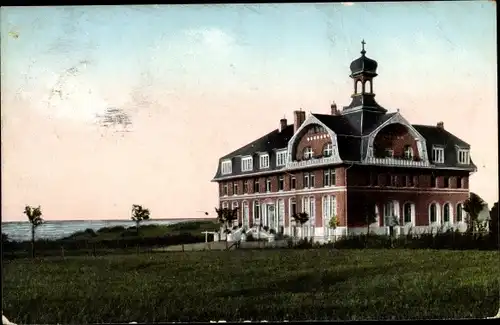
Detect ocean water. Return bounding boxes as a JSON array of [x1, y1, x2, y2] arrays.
[[1, 219, 196, 242]]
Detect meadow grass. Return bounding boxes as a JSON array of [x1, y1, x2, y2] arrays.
[[2, 249, 499, 323]]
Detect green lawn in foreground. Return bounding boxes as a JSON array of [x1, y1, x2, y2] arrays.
[[2, 249, 499, 323]]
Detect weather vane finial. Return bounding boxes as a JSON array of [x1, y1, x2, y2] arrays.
[[361, 39, 366, 55]]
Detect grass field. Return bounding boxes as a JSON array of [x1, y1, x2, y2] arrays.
[[2, 249, 499, 323]]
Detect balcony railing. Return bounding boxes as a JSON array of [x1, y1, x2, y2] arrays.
[[286, 156, 340, 170], [363, 157, 431, 167]]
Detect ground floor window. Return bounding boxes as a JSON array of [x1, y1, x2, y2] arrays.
[[456, 203, 463, 222], [429, 203, 437, 223], [403, 202, 412, 224], [443, 203, 450, 223]]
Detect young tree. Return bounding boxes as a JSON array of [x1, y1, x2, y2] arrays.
[[291, 212, 309, 239], [463, 192, 487, 234], [214, 207, 239, 242], [24, 205, 43, 259], [131, 204, 150, 236]]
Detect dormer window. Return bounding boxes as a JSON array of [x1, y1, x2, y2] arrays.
[[221, 160, 232, 175], [404, 145, 413, 160], [303, 147, 313, 160], [259, 153, 270, 169], [276, 150, 288, 166], [323, 143, 333, 157], [385, 148, 394, 158], [241, 156, 253, 172], [457, 149, 470, 164], [432, 147, 445, 164]]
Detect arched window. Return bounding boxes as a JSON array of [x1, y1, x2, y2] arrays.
[[253, 201, 260, 223], [443, 203, 450, 223], [242, 201, 249, 227], [429, 203, 437, 223], [303, 147, 313, 160], [403, 202, 412, 224], [456, 203, 463, 222], [383, 201, 395, 226], [323, 143, 333, 157], [404, 145, 413, 160]]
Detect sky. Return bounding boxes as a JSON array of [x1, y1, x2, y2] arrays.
[[1, 2, 497, 221]]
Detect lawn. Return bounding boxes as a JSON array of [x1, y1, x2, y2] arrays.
[[2, 249, 499, 323]]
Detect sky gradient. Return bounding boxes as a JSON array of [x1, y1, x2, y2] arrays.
[[1, 2, 497, 221]]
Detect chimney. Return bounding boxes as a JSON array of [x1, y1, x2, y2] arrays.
[[293, 110, 306, 133], [437, 121, 444, 129], [330, 101, 338, 115], [279, 117, 287, 132]]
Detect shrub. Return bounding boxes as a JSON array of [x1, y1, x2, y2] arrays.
[[269, 229, 276, 234], [263, 226, 269, 232]]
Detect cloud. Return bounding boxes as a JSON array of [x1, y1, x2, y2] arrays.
[[183, 27, 235, 54]]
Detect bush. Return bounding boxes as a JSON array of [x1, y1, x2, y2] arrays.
[[246, 233, 255, 242], [269, 229, 276, 234], [263, 226, 269, 232], [97, 226, 126, 234]]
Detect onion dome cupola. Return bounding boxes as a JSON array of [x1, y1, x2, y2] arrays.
[[349, 40, 378, 77], [342, 40, 387, 115]]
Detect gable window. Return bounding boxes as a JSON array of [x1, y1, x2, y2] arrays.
[[259, 154, 270, 169], [276, 150, 288, 166], [233, 182, 238, 195], [323, 143, 333, 157], [290, 176, 296, 190], [385, 148, 394, 158], [404, 145, 413, 160], [254, 180, 260, 193], [303, 147, 313, 160], [432, 147, 445, 163], [278, 176, 284, 191], [457, 149, 470, 164], [222, 183, 228, 196], [266, 178, 272, 192], [243, 181, 249, 194], [221, 160, 232, 175], [241, 156, 253, 172]]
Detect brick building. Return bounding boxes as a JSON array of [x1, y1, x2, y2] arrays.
[[212, 41, 476, 241]]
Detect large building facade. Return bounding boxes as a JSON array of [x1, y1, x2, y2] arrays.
[[212, 42, 476, 241]]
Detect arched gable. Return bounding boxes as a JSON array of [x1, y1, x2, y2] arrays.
[[365, 112, 430, 164], [286, 115, 342, 166]]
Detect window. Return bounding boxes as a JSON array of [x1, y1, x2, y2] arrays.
[[310, 173, 315, 188], [276, 150, 288, 166], [456, 203, 463, 222], [241, 156, 253, 172], [390, 175, 398, 187], [457, 149, 470, 164], [405, 175, 414, 187], [303, 147, 313, 160], [290, 176, 296, 190], [431, 174, 437, 187], [254, 180, 260, 193], [222, 202, 229, 209], [278, 176, 284, 191], [221, 160, 232, 174], [384, 201, 395, 226], [232, 202, 239, 224], [429, 203, 437, 223], [385, 148, 394, 158], [443, 203, 450, 223], [369, 172, 376, 186], [404, 145, 413, 160], [323, 143, 333, 157], [413, 175, 419, 187], [403, 203, 412, 224], [324, 170, 331, 187], [432, 147, 444, 163], [457, 176, 463, 188], [253, 201, 260, 220], [243, 181, 249, 194], [233, 182, 238, 195], [223, 184, 228, 196], [443, 177, 450, 188], [266, 178, 272, 192], [259, 154, 270, 169], [303, 173, 310, 188], [290, 199, 297, 216]]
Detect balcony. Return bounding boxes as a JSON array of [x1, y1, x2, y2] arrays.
[[286, 156, 340, 170], [363, 157, 431, 167]]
